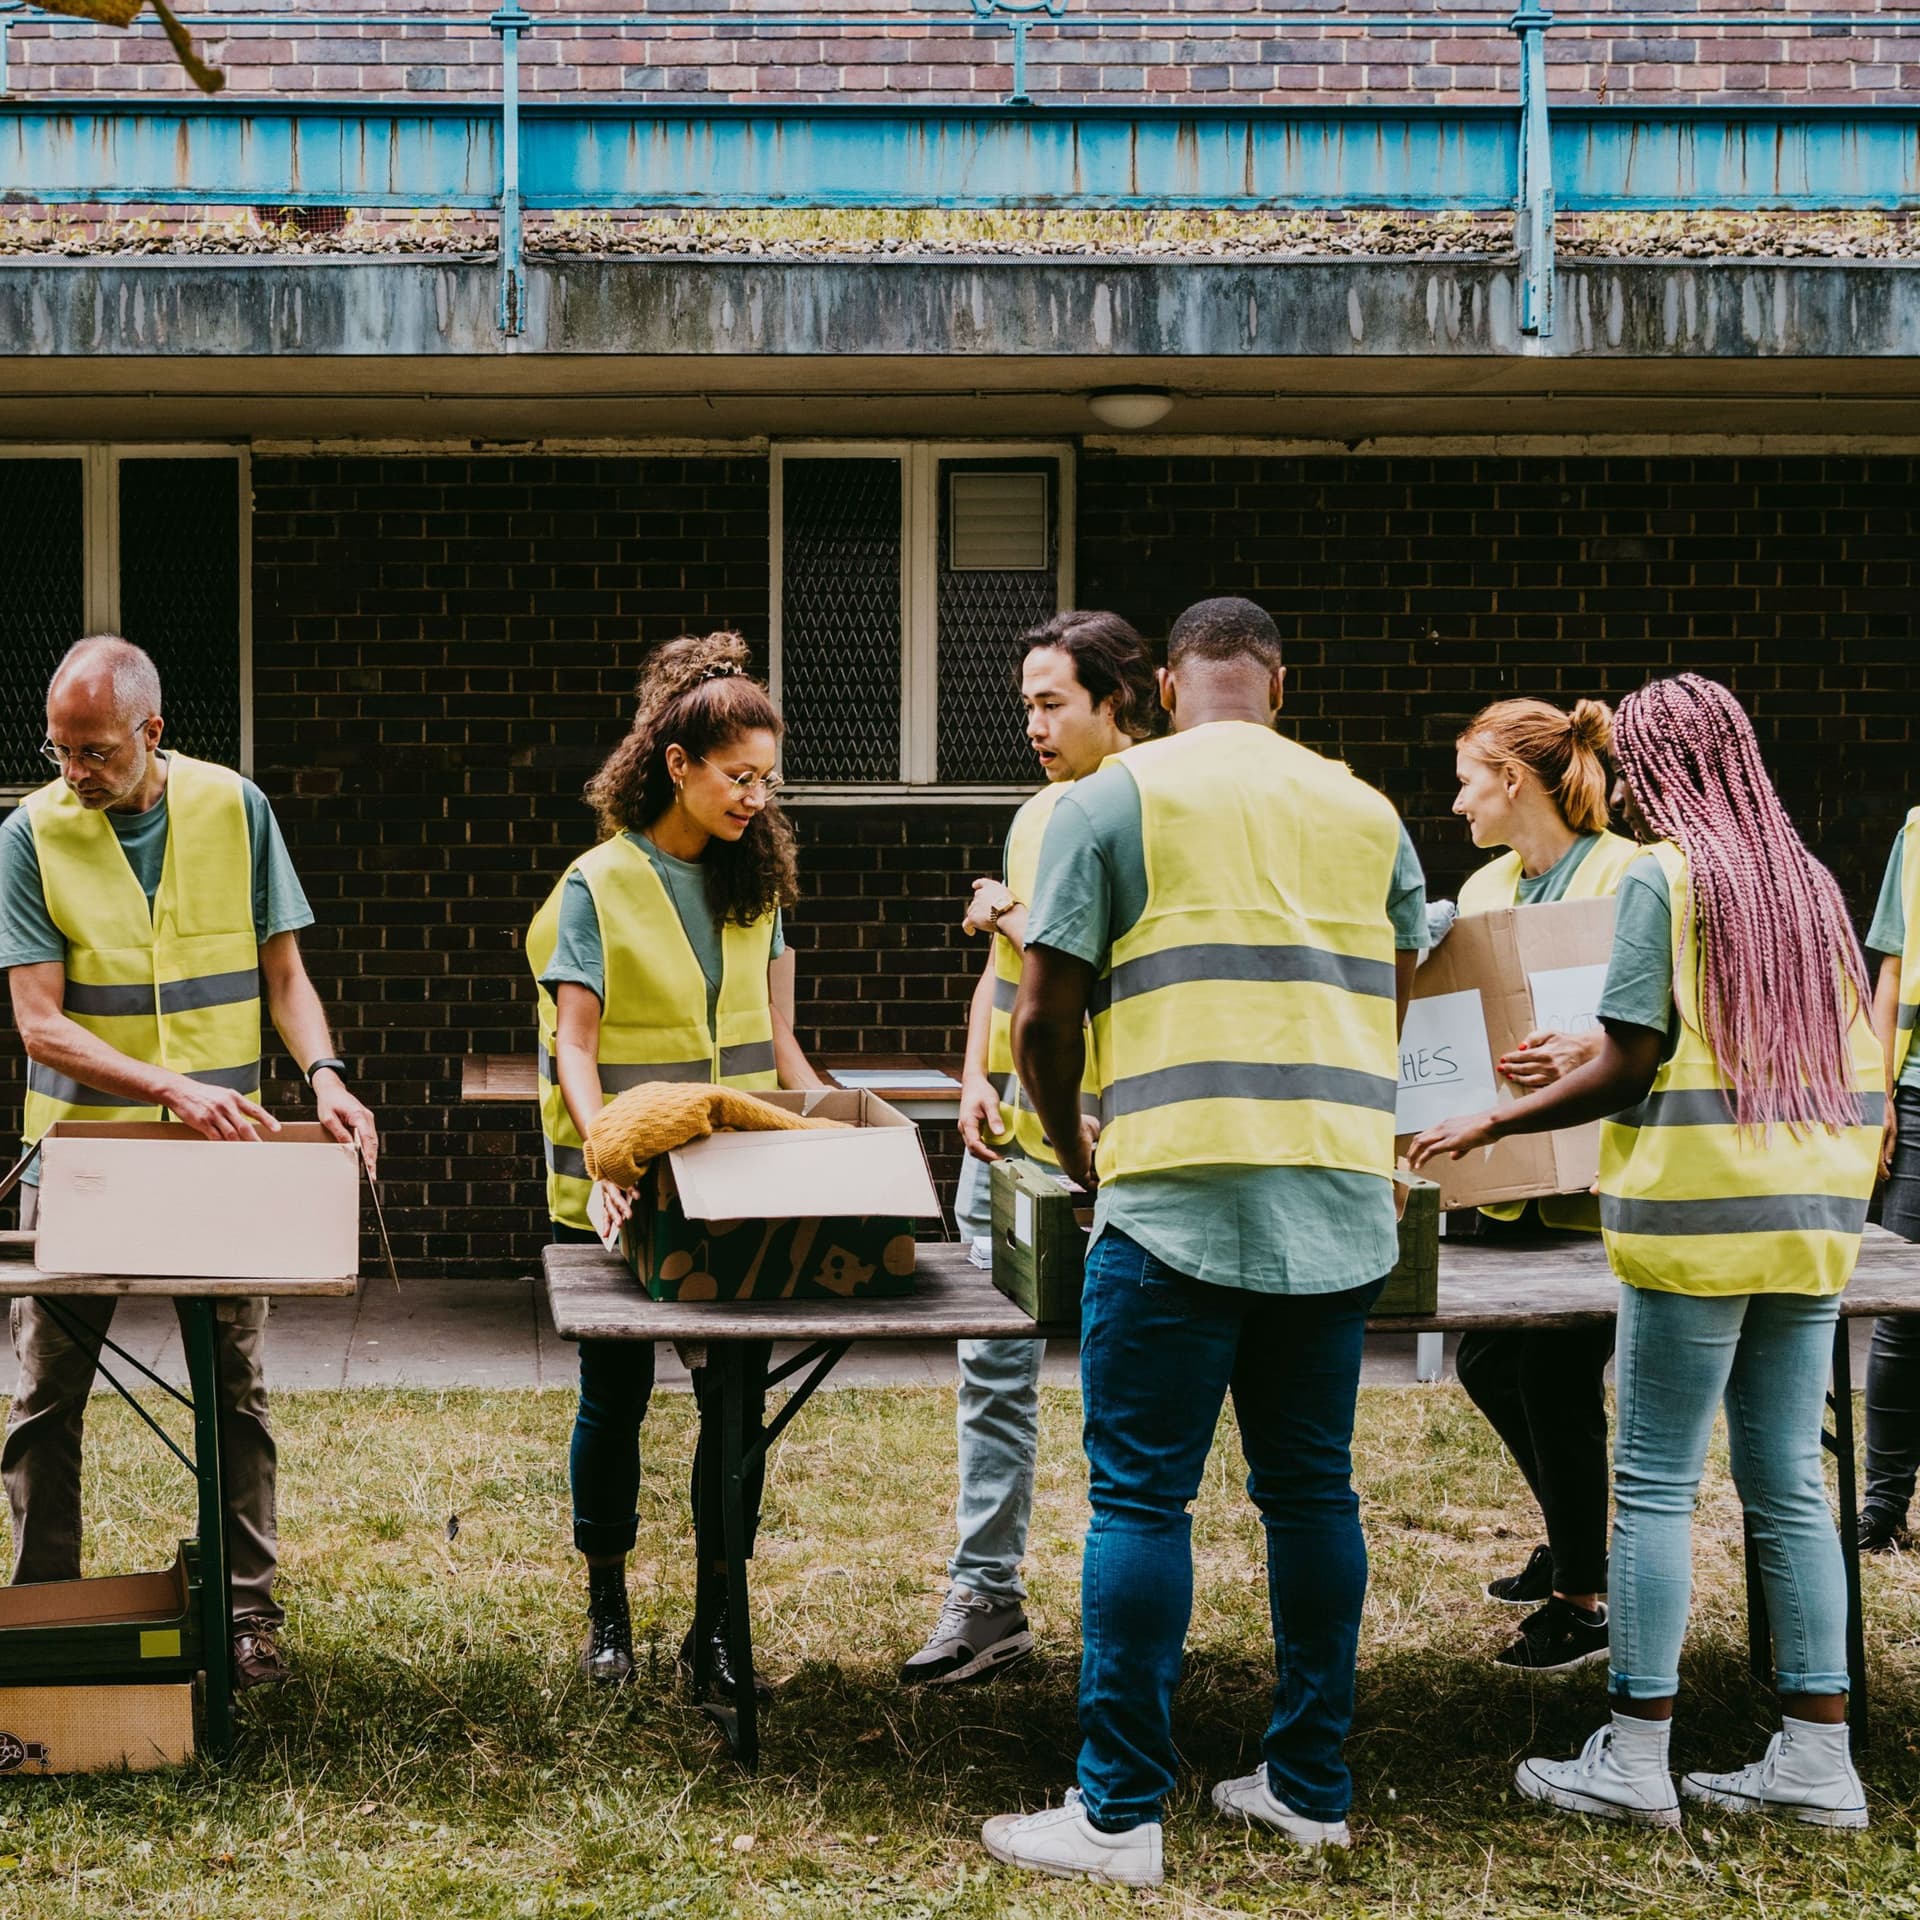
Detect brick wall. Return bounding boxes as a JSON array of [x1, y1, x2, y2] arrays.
[[6, 5, 1913, 105]]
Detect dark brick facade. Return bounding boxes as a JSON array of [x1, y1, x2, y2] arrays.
[[3, 448, 1914, 1279]]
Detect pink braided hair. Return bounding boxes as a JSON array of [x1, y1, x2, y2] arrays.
[[1613, 673, 1869, 1135]]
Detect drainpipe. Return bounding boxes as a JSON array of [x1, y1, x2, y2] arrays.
[[491, 3, 532, 337], [1510, 1, 1555, 337]]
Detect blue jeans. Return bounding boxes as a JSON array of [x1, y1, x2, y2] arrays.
[[950, 1149, 1045, 1603], [1610, 1281, 1849, 1700], [1078, 1227, 1381, 1832]]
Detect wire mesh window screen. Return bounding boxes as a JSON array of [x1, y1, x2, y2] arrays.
[[936, 459, 1060, 785], [779, 458, 903, 784], [0, 459, 86, 789], [118, 458, 243, 770]]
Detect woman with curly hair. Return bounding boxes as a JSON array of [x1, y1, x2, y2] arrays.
[[1413, 673, 1883, 1832], [527, 630, 823, 1699]]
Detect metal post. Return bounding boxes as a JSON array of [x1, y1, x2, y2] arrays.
[[181, 1300, 233, 1758], [1008, 18, 1029, 106], [1510, 2, 1555, 338], [490, 3, 532, 337]]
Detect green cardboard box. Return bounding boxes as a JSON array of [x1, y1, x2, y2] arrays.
[[620, 1090, 941, 1302], [990, 1157, 1090, 1323], [1373, 1176, 1440, 1317]]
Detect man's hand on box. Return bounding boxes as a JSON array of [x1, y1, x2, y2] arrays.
[[1498, 1027, 1601, 1090], [1406, 1109, 1499, 1169], [166, 1075, 280, 1144], [958, 1073, 1006, 1164], [313, 1071, 380, 1177], [1057, 1120, 1098, 1195]]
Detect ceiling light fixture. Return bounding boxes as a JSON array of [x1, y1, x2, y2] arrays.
[[1086, 386, 1174, 430]]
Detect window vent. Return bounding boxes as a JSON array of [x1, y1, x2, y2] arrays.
[[948, 471, 1049, 572]]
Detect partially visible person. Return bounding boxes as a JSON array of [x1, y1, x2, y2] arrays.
[[1445, 697, 1643, 1674], [1412, 672, 1882, 1832], [2, 636, 378, 1692], [526, 631, 824, 1699], [1856, 802, 1920, 1551], [901, 611, 1156, 1691], [980, 597, 1426, 1887]]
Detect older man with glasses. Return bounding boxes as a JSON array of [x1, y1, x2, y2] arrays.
[[0, 634, 377, 1691]]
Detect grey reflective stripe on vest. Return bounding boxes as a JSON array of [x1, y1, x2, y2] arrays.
[[63, 971, 259, 1020], [992, 975, 1018, 1014], [1614, 1088, 1886, 1130], [544, 1139, 590, 1181], [1600, 1192, 1871, 1238], [28, 1058, 260, 1107], [599, 1059, 711, 1094], [1099, 1059, 1399, 1121], [1089, 942, 1395, 1016], [61, 980, 155, 1018], [719, 1039, 777, 1080]]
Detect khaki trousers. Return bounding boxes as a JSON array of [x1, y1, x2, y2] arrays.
[[4, 1185, 280, 1625]]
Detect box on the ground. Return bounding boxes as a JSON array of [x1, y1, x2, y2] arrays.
[[1374, 1177, 1440, 1316], [990, 1157, 1090, 1323], [623, 1090, 941, 1301], [34, 1122, 359, 1280], [0, 1683, 193, 1775], [1393, 898, 1616, 1212], [0, 1543, 202, 1685]]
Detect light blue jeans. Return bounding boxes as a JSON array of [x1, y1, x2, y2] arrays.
[[949, 1148, 1045, 1605], [1610, 1280, 1850, 1700]]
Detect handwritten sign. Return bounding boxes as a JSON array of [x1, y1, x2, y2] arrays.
[[1394, 989, 1500, 1134], [1526, 962, 1610, 1040]]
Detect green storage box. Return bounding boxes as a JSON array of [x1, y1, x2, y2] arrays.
[[990, 1157, 1089, 1323], [1372, 1176, 1440, 1317]]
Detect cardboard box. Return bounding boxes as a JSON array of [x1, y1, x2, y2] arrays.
[[1374, 1177, 1440, 1317], [0, 1543, 202, 1684], [0, 1684, 193, 1775], [34, 1122, 360, 1281], [622, 1090, 942, 1301], [990, 1157, 1090, 1323], [1393, 898, 1616, 1212]]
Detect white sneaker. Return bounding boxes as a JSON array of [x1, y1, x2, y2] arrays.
[[1515, 1718, 1681, 1828], [981, 1789, 1164, 1887], [1681, 1720, 1869, 1830], [1211, 1770, 1352, 1850]]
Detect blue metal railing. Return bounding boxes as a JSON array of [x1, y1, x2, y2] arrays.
[[2, 5, 1918, 344]]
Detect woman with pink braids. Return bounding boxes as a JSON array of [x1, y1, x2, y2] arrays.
[[1411, 673, 1884, 1832]]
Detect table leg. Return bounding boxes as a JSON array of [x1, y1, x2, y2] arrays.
[[1414, 1332, 1443, 1383], [1827, 1319, 1868, 1747], [717, 1346, 758, 1771], [689, 1363, 721, 1704], [180, 1300, 233, 1759]]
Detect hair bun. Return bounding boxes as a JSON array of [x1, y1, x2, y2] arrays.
[[1568, 697, 1615, 756]]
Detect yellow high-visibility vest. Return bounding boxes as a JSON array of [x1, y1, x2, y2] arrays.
[[1598, 841, 1883, 1298], [1456, 830, 1644, 918], [983, 779, 1100, 1165], [1089, 722, 1403, 1183], [1893, 805, 1920, 1082], [22, 755, 261, 1144], [527, 834, 777, 1230], [1458, 829, 1643, 1230]]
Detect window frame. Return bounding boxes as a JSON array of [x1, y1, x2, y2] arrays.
[[0, 443, 253, 798], [770, 440, 1076, 804]]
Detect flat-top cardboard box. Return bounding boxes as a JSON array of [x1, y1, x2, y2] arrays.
[[35, 1121, 359, 1280], [621, 1089, 942, 1301], [0, 1684, 192, 1775], [990, 1157, 1090, 1323], [1393, 898, 1616, 1213]]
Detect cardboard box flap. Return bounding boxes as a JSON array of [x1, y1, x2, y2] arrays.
[[667, 1123, 941, 1223]]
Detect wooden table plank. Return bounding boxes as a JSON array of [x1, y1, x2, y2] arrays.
[[546, 1227, 1920, 1345], [459, 1053, 964, 1109]]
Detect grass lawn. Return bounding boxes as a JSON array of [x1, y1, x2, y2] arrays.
[[4, 1380, 1920, 1918]]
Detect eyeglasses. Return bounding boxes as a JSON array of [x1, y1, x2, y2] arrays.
[[40, 723, 147, 771], [698, 758, 784, 798]]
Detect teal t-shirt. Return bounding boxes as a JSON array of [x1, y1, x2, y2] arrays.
[[0, 762, 313, 1184], [539, 831, 783, 1030], [1866, 828, 1920, 1090], [1024, 754, 1428, 1296], [1515, 833, 1604, 905], [1595, 853, 1680, 1044]]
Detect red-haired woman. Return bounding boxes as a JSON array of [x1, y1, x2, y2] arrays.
[[1413, 674, 1882, 1831], [1446, 698, 1641, 1675], [527, 631, 824, 1697]]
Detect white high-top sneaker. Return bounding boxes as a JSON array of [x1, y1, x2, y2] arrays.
[[1515, 1715, 1682, 1828], [1211, 1770, 1352, 1850], [981, 1789, 1164, 1886], [1681, 1718, 1869, 1829]]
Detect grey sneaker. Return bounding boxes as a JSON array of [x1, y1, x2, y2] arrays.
[[899, 1584, 1033, 1689]]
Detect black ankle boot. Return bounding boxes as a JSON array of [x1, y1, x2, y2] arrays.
[[581, 1566, 634, 1685], [679, 1592, 772, 1705]]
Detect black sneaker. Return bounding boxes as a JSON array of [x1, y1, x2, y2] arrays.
[[678, 1599, 773, 1705], [1859, 1506, 1910, 1554], [1486, 1543, 1555, 1608], [1494, 1597, 1610, 1675]]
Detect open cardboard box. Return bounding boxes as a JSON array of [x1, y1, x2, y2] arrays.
[[621, 1089, 943, 1301], [34, 1121, 360, 1281], [1393, 897, 1616, 1212]]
